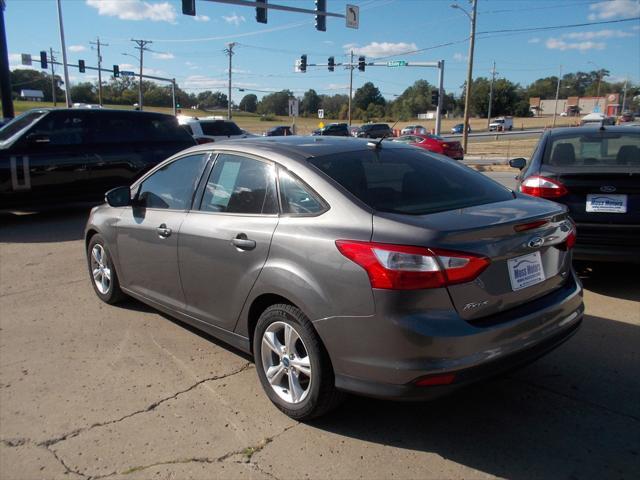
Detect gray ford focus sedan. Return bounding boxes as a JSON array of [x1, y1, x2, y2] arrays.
[[85, 136, 584, 420]]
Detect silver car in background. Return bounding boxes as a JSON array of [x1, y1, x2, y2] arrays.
[[85, 137, 583, 420]]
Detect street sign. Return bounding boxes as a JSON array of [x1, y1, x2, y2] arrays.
[[21, 54, 32, 66], [288, 98, 299, 117], [387, 60, 407, 67], [294, 59, 302, 73], [121, 70, 135, 76], [318, 109, 324, 119], [346, 4, 359, 29]]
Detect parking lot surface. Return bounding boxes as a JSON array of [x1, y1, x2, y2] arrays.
[[1, 203, 639, 480]]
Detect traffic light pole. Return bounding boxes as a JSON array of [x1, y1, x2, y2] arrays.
[[49, 48, 57, 106], [348, 50, 353, 126], [435, 60, 444, 136]]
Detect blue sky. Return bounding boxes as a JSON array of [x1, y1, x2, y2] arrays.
[[6, 0, 640, 101]]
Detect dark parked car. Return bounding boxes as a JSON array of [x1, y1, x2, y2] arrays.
[[265, 126, 292, 136], [511, 126, 639, 263], [0, 109, 195, 209], [312, 123, 350, 137], [86, 136, 582, 420], [355, 123, 392, 139]]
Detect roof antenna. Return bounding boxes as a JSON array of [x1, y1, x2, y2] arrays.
[[368, 118, 401, 149]]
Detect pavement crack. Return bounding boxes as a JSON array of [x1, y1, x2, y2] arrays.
[[38, 362, 252, 449], [43, 444, 91, 479]]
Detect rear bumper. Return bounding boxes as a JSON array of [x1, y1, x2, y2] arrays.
[[574, 222, 640, 263], [314, 271, 583, 400]]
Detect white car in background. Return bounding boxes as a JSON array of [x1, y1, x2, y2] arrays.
[[177, 116, 257, 144]]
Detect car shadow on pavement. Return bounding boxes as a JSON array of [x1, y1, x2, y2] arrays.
[[577, 262, 639, 302], [0, 207, 91, 243], [310, 313, 640, 480]]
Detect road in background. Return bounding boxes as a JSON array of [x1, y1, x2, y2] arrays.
[[1, 206, 638, 480], [485, 171, 518, 189]]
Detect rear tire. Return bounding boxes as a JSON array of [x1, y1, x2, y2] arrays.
[[253, 304, 343, 420], [87, 234, 126, 305]]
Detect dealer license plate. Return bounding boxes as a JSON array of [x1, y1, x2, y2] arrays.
[[508, 251, 546, 292], [586, 194, 627, 213]]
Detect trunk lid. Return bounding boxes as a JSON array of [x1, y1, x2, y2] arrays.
[[372, 196, 573, 322]]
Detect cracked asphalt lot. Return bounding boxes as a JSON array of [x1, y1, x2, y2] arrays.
[[1, 208, 639, 480]]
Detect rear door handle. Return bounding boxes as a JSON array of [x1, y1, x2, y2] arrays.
[[156, 223, 172, 238], [231, 233, 256, 251]]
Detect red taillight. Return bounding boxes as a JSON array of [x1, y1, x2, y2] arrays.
[[566, 229, 577, 249], [520, 176, 568, 198], [414, 373, 456, 386], [335, 240, 490, 290], [196, 137, 215, 144], [514, 219, 549, 232]]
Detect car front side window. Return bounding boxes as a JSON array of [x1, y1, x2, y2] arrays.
[[137, 153, 208, 210]]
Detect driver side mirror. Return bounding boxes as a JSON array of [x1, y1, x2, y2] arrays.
[[105, 186, 132, 207], [509, 157, 527, 170]]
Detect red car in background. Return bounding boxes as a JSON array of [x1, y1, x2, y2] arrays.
[[393, 134, 464, 160]]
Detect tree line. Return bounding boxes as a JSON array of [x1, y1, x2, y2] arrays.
[[9, 68, 639, 120]]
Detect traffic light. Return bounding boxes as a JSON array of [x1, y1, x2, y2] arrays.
[[40, 51, 47, 69], [315, 0, 326, 31], [181, 0, 195, 16], [300, 54, 307, 73], [256, 0, 267, 23], [358, 56, 365, 72], [78, 60, 85, 73], [113, 65, 120, 77], [431, 90, 439, 106], [328, 56, 335, 72]]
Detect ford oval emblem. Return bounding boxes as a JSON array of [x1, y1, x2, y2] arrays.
[[528, 237, 544, 248], [600, 185, 616, 193]]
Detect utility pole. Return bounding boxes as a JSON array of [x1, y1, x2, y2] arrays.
[[131, 39, 152, 110], [0, 0, 15, 119], [225, 42, 236, 120], [435, 60, 445, 136], [552, 65, 562, 128], [487, 61, 496, 130], [56, 0, 72, 107], [455, 0, 477, 154], [348, 50, 353, 126], [49, 48, 58, 106], [621, 77, 628, 113], [90, 37, 108, 106]]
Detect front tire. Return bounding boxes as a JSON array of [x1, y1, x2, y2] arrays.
[[253, 304, 343, 420], [87, 234, 126, 304]]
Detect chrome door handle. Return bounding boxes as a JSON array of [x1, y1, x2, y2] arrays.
[[231, 233, 256, 250], [156, 224, 172, 238]]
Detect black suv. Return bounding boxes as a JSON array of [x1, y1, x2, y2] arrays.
[[355, 123, 392, 139], [0, 109, 195, 209], [312, 123, 350, 137], [265, 126, 292, 136]]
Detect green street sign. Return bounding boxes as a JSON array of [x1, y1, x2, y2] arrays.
[[387, 60, 407, 67]]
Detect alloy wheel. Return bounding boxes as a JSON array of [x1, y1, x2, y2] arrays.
[[90, 244, 111, 295]]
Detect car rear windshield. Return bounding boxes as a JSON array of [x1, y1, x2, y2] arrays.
[[0, 110, 48, 142], [200, 121, 242, 136], [543, 131, 640, 167], [308, 147, 513, 215]]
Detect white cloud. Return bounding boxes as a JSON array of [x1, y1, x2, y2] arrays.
[[343, 41, 417, 58], [183, 75, 256, 90], [152, 52, 175, 60], [563, 29, 634, 40], [588, 0, 640, 20], [453, 52, 467, 61], [222, 13, 246, 26], [86, 0, 176, 23], [528, 37, 541, 44], [545, 38, 606, 51], [326, 83, 349, 90], [194, 14, 210, 22], [69, 45, 87, 53]]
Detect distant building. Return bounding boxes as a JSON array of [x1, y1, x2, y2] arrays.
[[530, 93, 622, 117], [20, 89, 45, 102]]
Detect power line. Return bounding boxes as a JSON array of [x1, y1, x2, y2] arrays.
[[477, 17, 640, 35]]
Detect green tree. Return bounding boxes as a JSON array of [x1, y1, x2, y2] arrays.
[[257, 90, 292, 115], [353, 82, 385, 111], [239, 93, 258, 112], [390, 79, 434, 119], [526, 76, 559, 100], [319, 94, 348, 118], [301, 89, 321, 116], [197, 90, 228, 109], [10, 69, 63, 102], [69, 82, 98, 104]]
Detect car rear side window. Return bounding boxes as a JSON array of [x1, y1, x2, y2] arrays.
[[0, 110, 48, 142], [200, 121, 242, 136], [309, 148, 513, 215], [138, 154, 208, 210], [25, 111, 90, 146], [543, 132, 640, 167], [200, 154, 278, 214], [278, 169, 325, 215]]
